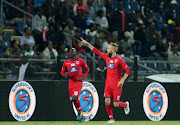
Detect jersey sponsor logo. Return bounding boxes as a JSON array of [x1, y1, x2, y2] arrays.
[[109, 60, 113, 63], [115, 59, 118, 63], [71, 63, 75, 66], [70, 67, 78, 72], [9, 81, 36, 121], [108, 63, 114, 69], [66, 63, 70, 65], [76, 61, 79, 65], [73, 81, 99, 121], [143, 82, 168, 121]]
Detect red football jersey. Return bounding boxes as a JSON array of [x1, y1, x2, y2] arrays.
[[61, 58, 89, 81], [92, 48, 130, 86]]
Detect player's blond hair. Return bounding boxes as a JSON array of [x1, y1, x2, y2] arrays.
[[109, 42, 118, 52]]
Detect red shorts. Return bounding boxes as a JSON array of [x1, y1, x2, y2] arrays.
[[68, 80, 83, 101], [104, 83, 123, 102]]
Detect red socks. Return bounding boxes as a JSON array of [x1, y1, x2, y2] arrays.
[[119, 101, 127, 108], [105, 104, 114, 120], [73, 100, 82, 112]]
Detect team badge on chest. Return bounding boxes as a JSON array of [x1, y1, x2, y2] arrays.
[[76, 61, 79, 65], [115, 59, 118, 63]]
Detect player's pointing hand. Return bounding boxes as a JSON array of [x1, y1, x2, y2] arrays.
[[80, 37, 89, 46]]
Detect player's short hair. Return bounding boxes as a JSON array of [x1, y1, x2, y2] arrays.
[[109, 42, 118, 52]]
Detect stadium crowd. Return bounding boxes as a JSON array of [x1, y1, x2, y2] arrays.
[[0, 0, 180, 80]]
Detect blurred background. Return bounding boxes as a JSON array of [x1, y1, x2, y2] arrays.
[[0, 0, 180, 82]]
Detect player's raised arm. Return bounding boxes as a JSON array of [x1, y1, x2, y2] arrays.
[[81, 37, 106, 60]]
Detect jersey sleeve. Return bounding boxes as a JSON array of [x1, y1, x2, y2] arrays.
[[92, 47, 106, 60], [81, 59, 89, 79], [119, 58, 131, 75], [61, 61, 67, 77]]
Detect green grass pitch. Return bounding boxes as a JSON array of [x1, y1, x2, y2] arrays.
[[0, 121, 180, 125]]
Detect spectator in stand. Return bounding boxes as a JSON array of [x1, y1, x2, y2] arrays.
[[10, 40, 19, 56], [72, 6, 86, 30], [95, 0, 106, 16], [47, 23, 64, 49], [44, 7, 55, 24], [73, 0, 86, 16], [55, 8, 67, 30], [144, 10, 157, 28], [111, 31, 119, 43], [95, 10, 109, 30], [119, 31, 134, 54], [58, 0, 69, 20], [33, 0, 46, 7], [94, 37, 102, 50], [42, 0, 54, 12], [20, 27, 35, 51], [72, 29, 86, 55], [32, 8, 47, 32], [58, 43, 69, 59], [95, 60, 106, 80], [83, 11, 93, 29], [111, 2, 128, 36], [141, 2, 152, 18], [156, 34, 168, 57], [105, 0, 115, 13], [25, 0, 36, 27], [12, 48, 21, 67], [42, 41, 58, 71], [86, 0, 95, 20], [101, 34, 112, 53], [165, 0, 179, 24], [168, 44, 180, 71], [21, 43, 36, 57], [63, 20, 77, 46], [161, 24, 170, 40], [32, 8, 47, 51], [143, 35, 159, 57], [0, 32, 10, 57], [85, 23, 99, 45], [145, 23, 158, 40], [42, 42, 58, 61]]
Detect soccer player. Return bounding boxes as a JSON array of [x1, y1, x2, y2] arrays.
[[81, 38, 130, 123], [61, 48, 89, 123]]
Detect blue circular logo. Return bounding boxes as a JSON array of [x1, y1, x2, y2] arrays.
[[79, 90, 93, 112], [15, 89, 30, 113], [149, 91, 162, 113]]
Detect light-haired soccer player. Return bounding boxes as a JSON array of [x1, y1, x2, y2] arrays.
[[81, 38, 130, 123], [61, 48, 89, 123]]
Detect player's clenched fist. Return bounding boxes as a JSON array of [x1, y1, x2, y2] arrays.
[[78, 77, 83, 82]]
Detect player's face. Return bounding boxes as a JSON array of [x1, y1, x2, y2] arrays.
[[69, 48, 76, 58], [107, 45, 114, 57]]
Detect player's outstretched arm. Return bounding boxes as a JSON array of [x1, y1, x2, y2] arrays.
[[80, 37, 94, 50], [81, 37, 106, 60]]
